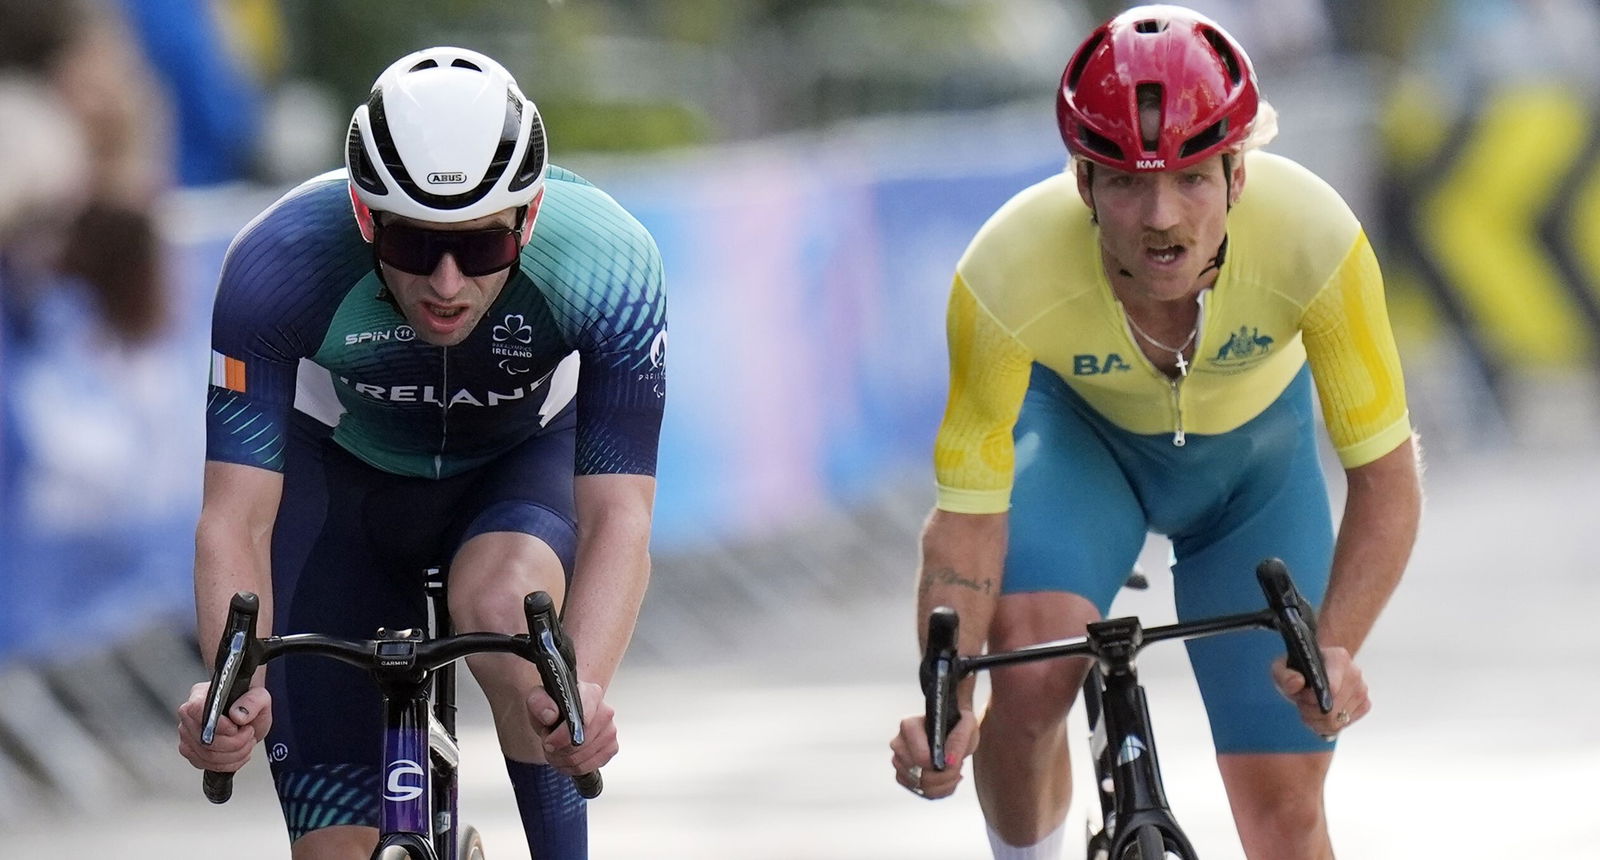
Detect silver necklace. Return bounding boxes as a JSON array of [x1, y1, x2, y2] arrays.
[[1125, 311, 1199, 377]]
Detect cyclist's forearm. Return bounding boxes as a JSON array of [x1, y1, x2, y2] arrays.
[[193, 515, 274, 670], [565, 475, 655, 690], [916, 509, 1006, 706], [1320, 437, 1421, 654]]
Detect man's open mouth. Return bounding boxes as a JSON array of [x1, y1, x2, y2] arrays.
[[1146, 244, 1187, 265]]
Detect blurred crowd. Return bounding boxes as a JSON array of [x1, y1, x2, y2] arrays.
[[0, 0, 266, 664]]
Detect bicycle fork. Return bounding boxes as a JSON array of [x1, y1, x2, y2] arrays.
[[1087, 619, 1196, 860]]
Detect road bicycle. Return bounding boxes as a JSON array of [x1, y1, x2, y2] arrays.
[[199, 568, 602, 860], [921, 558, 1333, 860]]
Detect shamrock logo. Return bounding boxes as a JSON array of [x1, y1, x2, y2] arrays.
[[492, 314, 534, 344]]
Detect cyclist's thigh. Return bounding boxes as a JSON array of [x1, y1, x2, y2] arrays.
[[1003, 364, 1148, 614], [987, 591, 1103, 717], [452, 405, 579, 578], [1170, 369, 1335, 754]]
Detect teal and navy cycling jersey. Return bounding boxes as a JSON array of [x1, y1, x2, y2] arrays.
[[206, 166, 666, 479]]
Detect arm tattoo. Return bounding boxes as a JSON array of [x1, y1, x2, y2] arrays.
[[920, 566, 994, 600]]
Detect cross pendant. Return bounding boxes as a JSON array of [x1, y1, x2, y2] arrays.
[[1175, 352, 1189, 377]]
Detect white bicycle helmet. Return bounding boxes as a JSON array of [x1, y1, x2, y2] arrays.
[[345, 46, 547, 225]]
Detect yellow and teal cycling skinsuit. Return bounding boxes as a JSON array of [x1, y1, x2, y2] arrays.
[[933, 151, 1410, 753]]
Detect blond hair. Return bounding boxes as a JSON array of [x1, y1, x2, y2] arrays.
[[1238, 98, 1280, 154]]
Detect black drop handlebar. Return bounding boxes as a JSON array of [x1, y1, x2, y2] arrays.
[[922, 558, 1334, 771], [199, 590, 603, 803]]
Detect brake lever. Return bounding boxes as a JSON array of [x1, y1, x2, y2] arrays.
[[1255, 558, 1333, 714], [201, 592, 262, 804], [523, 592, 603, 799], [921, 607, 960, 772]]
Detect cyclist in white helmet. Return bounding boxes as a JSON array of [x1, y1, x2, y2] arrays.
[[175, 46, 666, 859]]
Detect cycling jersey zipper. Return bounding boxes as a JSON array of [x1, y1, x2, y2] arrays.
[[1168, 377, 1185, 447], [436, 346, 448, 478], [1119, 295, 1203, 448], [1165, 292, 1208, 448]]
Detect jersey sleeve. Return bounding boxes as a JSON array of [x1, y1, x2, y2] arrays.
[[205, 181, 358, 471], [205, 232, 302, 472], [1300, 230, 1413, 468], [570, 229, 667, 477], [933, 273, 1035, 513]]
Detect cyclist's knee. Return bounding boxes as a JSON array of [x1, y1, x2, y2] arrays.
[[987, 658, 1086, 729], [451, 577, 536, 635], [1233, 796, 1328, 857], [989, 591, 1100, 648], [448, 535, 565, 634], [1219, 754, 1331, 854], [985, 591, 1098, 727], [291, 824, 377, 860]]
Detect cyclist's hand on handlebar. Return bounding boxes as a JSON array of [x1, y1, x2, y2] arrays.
[[176, 681, 273, 772], [528, 679, 617, 776], [1272, 646, 1371, 737], [889, 708, 978, 800]]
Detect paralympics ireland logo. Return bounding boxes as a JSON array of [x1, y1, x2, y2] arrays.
[[492, 313, 535, 375]]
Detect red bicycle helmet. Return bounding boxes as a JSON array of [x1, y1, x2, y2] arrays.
[[1057, 5, 1259, 172]]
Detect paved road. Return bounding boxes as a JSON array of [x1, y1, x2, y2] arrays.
[[5, 446, 1598, 857]]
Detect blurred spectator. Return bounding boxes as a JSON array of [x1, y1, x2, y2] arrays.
[[116, 0, 265, 186], [1, 0, 192, 660], [0, 78, 90, 291], [0, 0, 169, 342]]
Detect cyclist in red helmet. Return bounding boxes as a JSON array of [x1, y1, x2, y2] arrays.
[[891, 6, 1420, 858]]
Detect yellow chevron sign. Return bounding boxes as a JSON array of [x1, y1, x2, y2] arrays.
[[1387, 83, 1600, 373]]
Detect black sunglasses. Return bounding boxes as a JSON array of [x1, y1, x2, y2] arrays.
[[374, 221, 523, 277]]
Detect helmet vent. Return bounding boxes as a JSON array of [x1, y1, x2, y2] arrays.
[[1065, 31, 1105, 91], [1079, 126, 1125, 162], [509, 111, 546, 192], [1200, 27, 1244, 84], [1179, 120, 1228, 158], [1133, 19, 1166, 34], [450, 58, 483, 71], [1136, 83, 1163, 152], [346, 119, 387, 195], [409, 59, 439, 72]]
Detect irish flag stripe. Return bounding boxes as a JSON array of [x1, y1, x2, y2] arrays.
[[211, 350, 247, 392]]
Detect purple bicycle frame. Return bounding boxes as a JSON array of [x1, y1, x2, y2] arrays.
[[381, 696, 435, 840]]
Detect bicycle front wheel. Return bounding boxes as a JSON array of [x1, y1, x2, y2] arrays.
[[456, 824, 487, 860], [1119, 825, 1167, 860]]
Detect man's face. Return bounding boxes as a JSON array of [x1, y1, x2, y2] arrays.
[[377, 209, 525, 346], [1078, 154, 1243, 303]]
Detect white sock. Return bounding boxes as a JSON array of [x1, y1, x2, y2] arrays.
[[986, 821, 1066, 860]]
